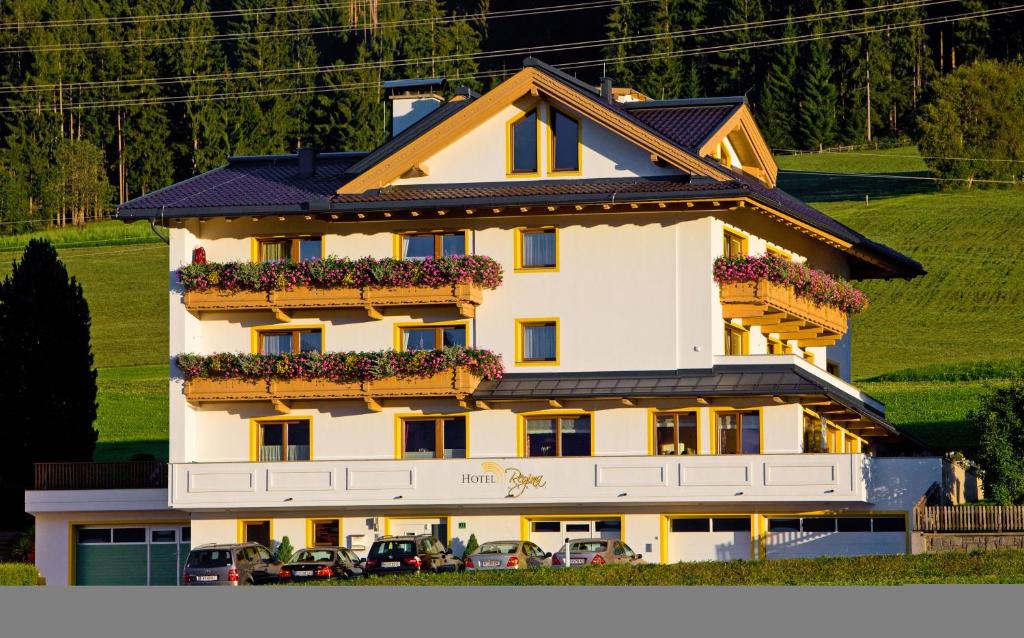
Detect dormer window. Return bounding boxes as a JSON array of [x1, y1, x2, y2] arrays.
[[549, 107, 581, 173], [508, 108, 539, 175]]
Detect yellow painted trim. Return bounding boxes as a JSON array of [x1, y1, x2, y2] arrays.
[[513, 226, 560, 273], [383, 515, 453, 545], [546, 104, 582, 176], [659, 514, 758, 564], [393, 412, 471, 460], [250, 234, 325, 263], [305, 518, 343, 548], [517, 409, 595, 458], [67, 520, 189, 586], [392, 229, 472, 259], [708, 406, 766, 455], [697, 104, 779, 186], [506, 105, 542, 178], [648, 408, 702, 456], [249, 416, 314, 462], [724, 320, 750, 356], [250, 323, 326, 354], [514, 317, 560, 366], [393, 319, 471, 352], [237, 519, 274, 545], [722, 226, 749, 257], [519, 514, 626, 546]]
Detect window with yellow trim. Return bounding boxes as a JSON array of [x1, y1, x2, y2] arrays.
[[549, 107, 580, 173], [654, 412, 698, 455], [517, 319, 558, 363], [257, 327, 321, 354], [723, 229, 747, 258], [826, 360, 842, 376], [767, 245, 791, 259], [399, 231, 466, 260], [310, 519, 340, 547], [724, 322, 748, 355], [525, 414, 591, 457], [399, 324, 466, 351], [508, 108, 539, 174], [803, 411, 826, 453], [257, 236, 321, 262], [716, 411, 760, 454], [241, 520, 272, 546], [400, 416, 466, 459], [516, 227, 557, 270], [256, 419, 310, 462], [767, 336, 790, 355]]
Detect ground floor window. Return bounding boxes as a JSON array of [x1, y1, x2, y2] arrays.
[[241, 520, 272, 547], [309, 519, 341, 547]]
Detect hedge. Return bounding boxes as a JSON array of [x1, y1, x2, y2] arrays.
[[0, 563, 43, 586], [286, 549, 1024, 586]]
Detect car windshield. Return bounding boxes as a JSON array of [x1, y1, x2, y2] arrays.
[[186, 549, 233, 568], [370, 540, 416, 557], [292, 550, 335, 562], [556, 541, 607, 554], [478, 542, 519, 555]]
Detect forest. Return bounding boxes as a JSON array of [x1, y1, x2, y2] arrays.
[[0, 0, 1021, 231]]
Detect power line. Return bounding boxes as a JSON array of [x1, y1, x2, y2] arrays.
[[0, 0, 954, 101], [779, 169, 1022, 185], [775, 149, 1024, 164]]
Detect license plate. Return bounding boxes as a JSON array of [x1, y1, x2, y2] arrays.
[[294, 570, 313, 577], [569, 558, 586, 565], [382, 561, 400, 568], [196, 575, 217, 582], [480, 560, 500, 567]]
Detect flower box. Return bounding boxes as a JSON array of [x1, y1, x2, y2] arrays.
[[184, 378, 270, 402], [270, 287, 363, 309], [720, 279, 848, 345], [270, 378, 364, 400], [183, 290, 270, 313], [365, 368, 482, 399]]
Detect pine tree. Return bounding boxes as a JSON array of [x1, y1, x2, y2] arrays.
[[706, 0, 765, 96], [0, 240, 98, 524], [797, 25, 838, 149], [674, 0, 708, 98], [757, 15, 798, 150], [637, 0, 683, 100], [603, 0, 642, 88]]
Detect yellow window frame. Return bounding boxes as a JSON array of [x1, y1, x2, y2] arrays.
[[237, 519, 274, 545], [393, 412, 471, 460], [249, 416, 314, 462], [506, 107, 541, 177], [513, 226, 559, 273], [305, 518, 343, 548], [393, 320, 471, 351], [519, 514, 624, 543], [723, 227, 748, 258], [514, 317, 560, 366], [546, 105, 582, 176], [250, 323, 325, 354], [648, 408, 702, 456], [724, 321, 749, 356], [392, 229, 471, 259], [516, 409, 594, 458], [709, 407, 765, 455], [250, 235, 324, 263]]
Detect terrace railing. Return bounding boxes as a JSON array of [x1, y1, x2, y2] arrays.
[[33, 461, 167, 490], [914, 505, 1024, 533]]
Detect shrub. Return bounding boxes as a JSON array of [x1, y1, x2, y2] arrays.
[[712, 253, 868, 313], [0, 563, 42, 586], [969, 378, 1024, 505], [462, 534, 479, 560], [275, 536, 294, 563]]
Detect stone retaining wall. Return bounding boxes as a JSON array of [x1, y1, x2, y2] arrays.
[[923, 533, 1024, 553]]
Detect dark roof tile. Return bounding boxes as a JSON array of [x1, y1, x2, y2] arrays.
[[627, 104, 739, 149]]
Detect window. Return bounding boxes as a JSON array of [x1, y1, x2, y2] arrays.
[[524, 414, 591, 457], [802, 517, 837, 533], [400, 416, 467, 459], [803, 411, 826, 453], [516, 319, 559, 364], [767, 518, 800, 533], [112, 528, 146, 543], [594, 520, 620, 534], [256, 236, 321, 262], [532, 521, 560, 533], [767, 337, 791, 355], [151, 529, 177, 543], [671, 518, 711, 533], [399, 324, 467, 351], [241, 520, 271, 547], [508, 108, 539, 175], [723, 229, 747, 258], [256, 419, 310, 462], [256, 327, 322, 355], [716, 411, 760, 454], [78, 528, 111, 544], [654, 412, 699, 455], [827, 360, 842, 376], [398, 231, 466, 260], [310, 519, 340, 547], [712, 517, 751, 532], [515, 227, 558, 271], [872, 517, 906, 532], [767, 245, 791, 259], [724, 322, 748, 355], [837, 517, 872, 532], [549, 107, 580, 173], [565, 523, 590, 533]]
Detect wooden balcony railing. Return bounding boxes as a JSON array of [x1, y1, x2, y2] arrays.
[[184, 368, 482, 413], [184, 283, 484, 321], [33, 461, 167, 490], [915, 505, 1024, 533], [720, 280, 848, 347]]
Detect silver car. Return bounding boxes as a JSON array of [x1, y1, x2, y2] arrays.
[[465, 540, 552, 571], [550, 538, 644, 567], [182, 543, 283, 586]]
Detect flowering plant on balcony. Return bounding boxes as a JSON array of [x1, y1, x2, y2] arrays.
[[713, 254, 868, 314], [176, 347, 504, 382], [178, 254, 503, 292]]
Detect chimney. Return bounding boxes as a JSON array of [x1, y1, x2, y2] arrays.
[[297, 147, 316, 178], [600, 77, 614, 104], [383, 78, 445, 137]]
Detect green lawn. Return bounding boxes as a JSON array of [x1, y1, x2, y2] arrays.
[[287, 549, 1024, 586]]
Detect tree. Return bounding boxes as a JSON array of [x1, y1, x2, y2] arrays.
[[462, 533, 479, 559], [636, 0, 683, 100], [969, 378, 1024, 505], [275, 535, 294, 562], [603, 0, 642, 88], [797, 24, 838, 149], [917, 60, 1024, 187], [0, 240, 98, 524], [705, 0, 766, 97], [757, 14, 798, 150]]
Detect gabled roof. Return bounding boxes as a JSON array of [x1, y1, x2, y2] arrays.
[[625, 99, 743, 150]]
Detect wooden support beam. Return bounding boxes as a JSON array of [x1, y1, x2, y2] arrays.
[[272, 399, 291, 415], [696, 397, 709, 406], [271, 307, 290, 322], [456, 302, 476, 318], [777, 328, 825, 340], [722, 304, 772, 319], [621, 398, 637, 407], [548, 399, 564, 409], [739, 314, 786, 327], [364, 305, 384, 320], [475, 400, 491, 410], [798, 337, 841, 347], [574, 205, 584, 211], [519, 207, 530, 213], [458, 400, 470, 409], [771, 395, 784, 404], [770, 320, 808, 333], [364, 397, 382, 412], [602, 204, 612, 210]]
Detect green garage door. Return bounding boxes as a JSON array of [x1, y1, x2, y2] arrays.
[[75, 525, 191, 586]]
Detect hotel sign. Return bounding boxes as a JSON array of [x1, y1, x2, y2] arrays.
[[460, 461, 547, 498]]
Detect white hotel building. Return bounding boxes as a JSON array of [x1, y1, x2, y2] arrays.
[[28, 59, 941, 586]]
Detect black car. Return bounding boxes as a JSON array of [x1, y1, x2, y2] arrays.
[[278, 547, 366, 582], [364, 535, 462, 576]]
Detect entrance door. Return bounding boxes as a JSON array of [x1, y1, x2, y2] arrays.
[[242, 521, 272, 548], [527, 518, 621, 555]]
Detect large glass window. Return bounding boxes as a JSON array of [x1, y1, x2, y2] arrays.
[[550, 108, 580, 173], [716, 411, 760, 455], [257, 420, 311, 462], [517, 228, 557, 270], [401, 416, 467, 459], [257, 237, 321, 262], [518, 320, 558, 363], [400, 324, 466, 351], [525, 415, 591, 457], [723, 229, 747, 258], [400, 232, 466, 260], [724, 322, 748, 355], [509, 109, 539, 174], [654, 412, 698, 455], [258, 328, 321, 355]]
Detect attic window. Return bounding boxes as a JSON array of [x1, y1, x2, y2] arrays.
[[549, 107, 580, 173], [508, 109, 539, 175]]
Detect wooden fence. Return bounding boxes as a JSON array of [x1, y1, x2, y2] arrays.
[[915, 505, 1024, 533], [33, 461, 167, 490]]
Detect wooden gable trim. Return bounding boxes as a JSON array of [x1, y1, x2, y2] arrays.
[[740, 197, 852, 250], [338, 67, 732, 195], [698, 104, 779, 187]]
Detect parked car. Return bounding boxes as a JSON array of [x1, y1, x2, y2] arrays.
[[182, 543, 283, 586], [278, 547, 365, 582], [550, 539, 644, 567], [464, 540, 552, 571], [363, 535, 462, 576]]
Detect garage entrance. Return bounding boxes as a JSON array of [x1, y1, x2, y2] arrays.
[[74, 524, 191, 586], [764, 515, 908, 559], [664, 516, 753, 562], [526, 517, 622, 555]]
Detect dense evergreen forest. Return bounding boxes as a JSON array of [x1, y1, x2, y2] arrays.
[[0, 0, 1021, 231]]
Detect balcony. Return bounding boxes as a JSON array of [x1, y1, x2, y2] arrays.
[[720, 280, 848, 347], [34, 461, 167, 490], [169, 454, 877, 510], [184, 283, 484, 321]]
